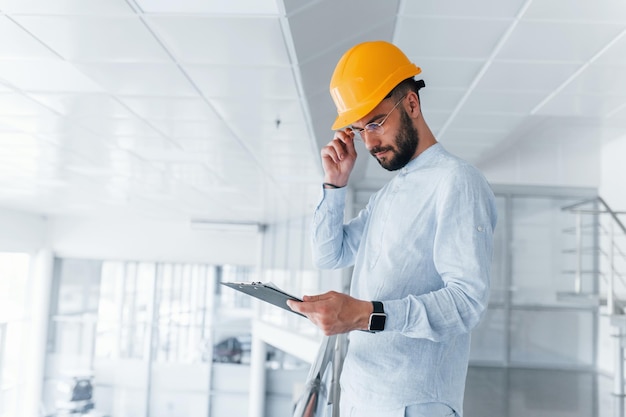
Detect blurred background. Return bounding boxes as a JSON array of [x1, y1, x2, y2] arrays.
[[1, 0, 626, 416]]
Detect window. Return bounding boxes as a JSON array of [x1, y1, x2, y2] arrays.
[[45, 258, 258, 417]]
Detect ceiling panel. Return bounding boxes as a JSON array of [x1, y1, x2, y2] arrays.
[[444, 128, 509, 147], [0, 15, 59, 59], [448, 111, 524, 132], [608, 103, 626, 124], [0, 0, 134, 15], [184, 65, 299, 99], [287, 0, 398, 60], [497, 20, 625, 62], [534, 93, 626, 118], [400, 0, 528, 19], [463, 90, 547, 114], [117, 96, 220, 121], [595, 31, 626, 65], [73, 62, 197, 96], [41, 129, 112, 158], [475, 61, 580, 93], [213, 96, 307, 125], [146, 16, 290, 66], [420, 88, 468, 113], [0, 59, 103, 92], [0, 114, 74, 136], [147, 119, 235, 143], [555, 63, 626, 96], [13, 15, 171, 62], [396, 17, 512, 59], [417, 58, 483, 90], [31, 93, 135, 118], [0, 91, 56, 115], [135, 0, 280, 15], [524, 0, 626, 22], [79, 117, 167, 141]]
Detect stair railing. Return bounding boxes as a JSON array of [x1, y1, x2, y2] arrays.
[[562, 197, 626, 397], [562, 197, 626, 313]]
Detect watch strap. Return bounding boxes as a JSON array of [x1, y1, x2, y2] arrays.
[[372, 300, 384, 314]]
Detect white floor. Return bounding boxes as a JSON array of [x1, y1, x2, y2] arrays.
[[464, 367, 624, 417]]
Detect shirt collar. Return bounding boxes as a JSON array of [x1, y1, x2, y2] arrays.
[[400, 143, 443, 174]]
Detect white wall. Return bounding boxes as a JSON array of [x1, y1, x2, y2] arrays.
[[599, 135, 626, 210], [0, 208, 259, 265], [48, 214, 258, 265], [0, 208, 47, 252], [479, 122, 601, 188]]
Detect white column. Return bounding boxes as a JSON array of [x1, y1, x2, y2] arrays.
[[248, 323, 267, 417], [249, 226, 268, 417], [23, 248, 54, 417]]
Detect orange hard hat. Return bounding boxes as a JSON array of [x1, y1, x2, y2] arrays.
[[329, 41, 421, 130]]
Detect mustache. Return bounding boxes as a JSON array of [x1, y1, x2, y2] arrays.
[[370, 146, 393, 157]]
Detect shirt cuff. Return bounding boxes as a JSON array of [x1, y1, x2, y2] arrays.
[[380, 299, 406, 333], [315, 184, 348, 210]]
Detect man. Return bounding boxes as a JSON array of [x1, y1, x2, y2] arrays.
[[287, 41, 497, 417]]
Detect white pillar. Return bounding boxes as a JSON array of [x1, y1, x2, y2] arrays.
[[248, 222, 268, 417], [248, 323, 267, 417], [23, 248, 54, 417]]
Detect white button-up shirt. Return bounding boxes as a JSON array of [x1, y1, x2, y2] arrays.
[[311, 143, 497, 415]]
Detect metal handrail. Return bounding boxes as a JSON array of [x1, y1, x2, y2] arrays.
[[562, 197, 626, 314], [292, 334, 346, 417], [562, 197, 626, 399], [562, 197, 626, 235]]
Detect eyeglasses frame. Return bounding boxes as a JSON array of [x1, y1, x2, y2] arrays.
[[351, 94, 407, 141]]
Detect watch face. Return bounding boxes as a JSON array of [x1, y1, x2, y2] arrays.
[[369, 313, 386, 331]]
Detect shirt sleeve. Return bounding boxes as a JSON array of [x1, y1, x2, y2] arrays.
[[311, 186, 370, 270], [383, 166, 497, 341]]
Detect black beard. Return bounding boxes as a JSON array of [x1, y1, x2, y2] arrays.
[[370, 108, 419, 171]]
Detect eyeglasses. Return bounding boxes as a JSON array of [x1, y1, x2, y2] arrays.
[[351, 95, 406, 141]]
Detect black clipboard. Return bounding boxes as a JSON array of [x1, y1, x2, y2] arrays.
[[221, 281, 305, 317]]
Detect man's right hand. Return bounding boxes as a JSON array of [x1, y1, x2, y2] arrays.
[[320, 129, 357, 187]]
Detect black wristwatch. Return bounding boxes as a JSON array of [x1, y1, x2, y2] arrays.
[[368, 301, 386, 332]]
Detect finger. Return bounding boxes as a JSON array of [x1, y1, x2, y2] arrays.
[[343, 128, 356, 142], [286, 299, 300, 312], [321, 140, 348, 162], [287, 299, 315, 317], [328, 138, 350, 160], [343, 130, 358, 157], [289, 294, 325, 314], [334, 129, 354, 144], [321, 145, 342, 164]]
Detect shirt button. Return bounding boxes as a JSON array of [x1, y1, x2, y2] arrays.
[[477, 226, 484, 232]]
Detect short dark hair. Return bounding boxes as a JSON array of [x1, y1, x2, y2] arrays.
[[386, 78, 426, 102]]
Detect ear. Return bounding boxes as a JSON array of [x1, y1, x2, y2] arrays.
[[405, 91, 421, 118]]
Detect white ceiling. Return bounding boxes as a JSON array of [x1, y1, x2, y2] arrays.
[[1, 0, 625, 226]]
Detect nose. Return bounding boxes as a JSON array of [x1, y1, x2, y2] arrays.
[[361, 132, 382, 151]]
